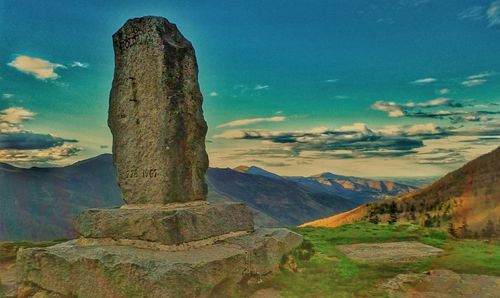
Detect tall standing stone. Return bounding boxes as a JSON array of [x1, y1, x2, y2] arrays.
[[16, 16, 302, 298], [108, 17, 208, 204]]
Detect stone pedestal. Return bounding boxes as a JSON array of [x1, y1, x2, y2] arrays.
[[15, 16, 302, 298], [17, 201, 302, 297], [17, 229, 301, 298], [74, 202, 254, 245]]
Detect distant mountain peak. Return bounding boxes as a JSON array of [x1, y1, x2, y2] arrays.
[[233, 165, 250, 173], [313, 172, 342, 179]]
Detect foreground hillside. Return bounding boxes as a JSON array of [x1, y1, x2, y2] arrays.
[[3, 223, 499, 297], [0, 154, 415, 240], [261, 224, 500, 297], [303, 146, 500, 237]]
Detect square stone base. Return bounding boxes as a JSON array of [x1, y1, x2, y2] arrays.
[[16, 228, 303, 298], [74, 202, 254, 245]]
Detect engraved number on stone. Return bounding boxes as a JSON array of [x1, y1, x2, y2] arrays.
[[125, 168, 157, 178], [143, 169, 158, 178], [125, 169, 138, 178]]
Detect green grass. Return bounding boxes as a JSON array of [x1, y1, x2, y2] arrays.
[[257, 223, 500, 298]]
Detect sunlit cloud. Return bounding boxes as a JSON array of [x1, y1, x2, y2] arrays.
[[217, 116, 286, 128], [2, 93, 14, 99], [0, 105, 80, 165], [0, 107, 36, 123], [371, 101, 405, 117], [371, 98, 458, 118], [415, 148, 466, 165], [0, 144, 80, 165], [214, 122, 452, 158], [208, 91, 218, 97], [213, 119, 500, 173], [7, 55, 65, 80]]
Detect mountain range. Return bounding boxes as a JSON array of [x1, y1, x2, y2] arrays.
[[0, 154, 417, 241], [303, 146, 500, 237]]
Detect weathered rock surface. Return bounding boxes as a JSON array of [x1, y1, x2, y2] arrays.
[[108, 16, 208, 204], [381, 269, 500, 298], [336, 241, 443, 262], [0, 260, 16, 298], [74, 202, 254, 245], [16, 229, 302, 298]]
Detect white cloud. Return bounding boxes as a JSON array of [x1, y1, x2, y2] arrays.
[[217, 116, 286, 128], [2, 94, 14, 99], [411, 77, 437, 85], [70, 61, 89, 68], [254, 84, 270, 90], [208, 91, 218, 97], [7, 55, 65, 80], [462, 79, 486, 87], [458, 6, 485, 21], [487, 1, 500, 27], [324, 79, 338, 83], [467, 72, 492, 80], [0, 107, 36, 123], [438, 88, 450, 95]]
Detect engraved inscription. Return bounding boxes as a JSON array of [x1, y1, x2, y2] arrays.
[[124, 168, 158, 178], [119, 28, 156, 51]]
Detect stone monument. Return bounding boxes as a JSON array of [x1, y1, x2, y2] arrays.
[[16, 16, 302, 298]]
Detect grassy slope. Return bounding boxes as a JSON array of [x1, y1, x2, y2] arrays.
[[260, 223, 500, 298], [303, 146, 500, 233]]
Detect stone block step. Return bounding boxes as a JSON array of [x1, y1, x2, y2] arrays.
[[74, 202, 254, 245]]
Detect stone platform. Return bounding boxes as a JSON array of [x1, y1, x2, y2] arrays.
[[336, 241, 443, 262], [74, 202, 254, 245], [16, 228, 302, 298]]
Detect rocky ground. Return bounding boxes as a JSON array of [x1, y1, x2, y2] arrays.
[[2, 224, 500, 297], [381, 269, 500, 298], [0, 260, 16, 297]]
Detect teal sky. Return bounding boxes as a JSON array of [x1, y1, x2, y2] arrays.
[[0, 0, 499, 177]]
